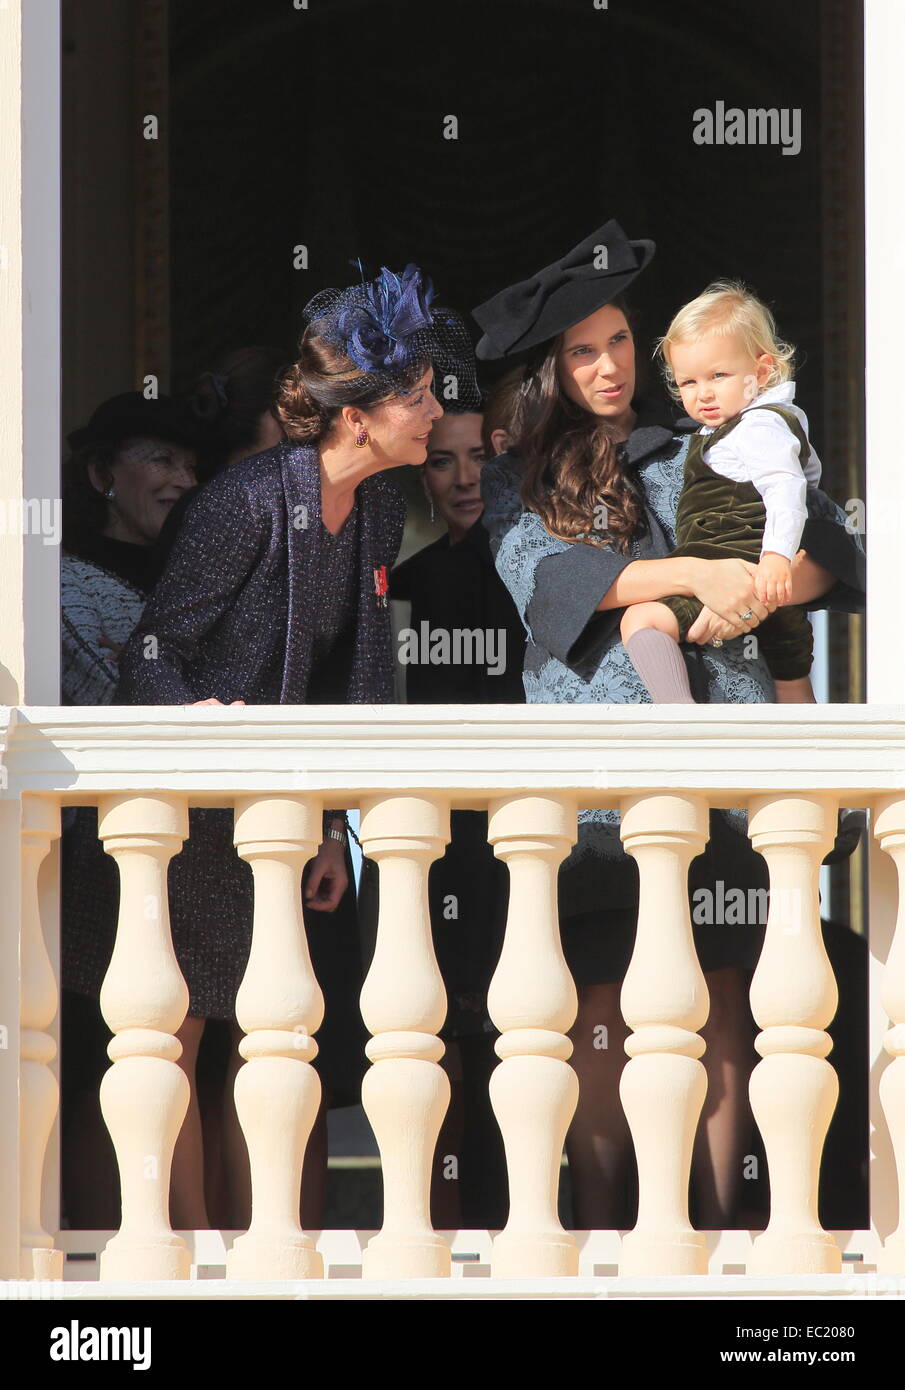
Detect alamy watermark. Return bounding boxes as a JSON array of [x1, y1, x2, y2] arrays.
[[397, 623, 507, 676], [49, 1321, 151, 1370], [692, 880, 803, 931], [0, 497, 61, 546], [693, 101, 801, 157]]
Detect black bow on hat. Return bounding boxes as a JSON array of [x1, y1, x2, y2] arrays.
[[472, 219, 655, 361]]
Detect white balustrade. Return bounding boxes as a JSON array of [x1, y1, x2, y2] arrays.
[[486, 794, 579, 1278], [18, 796, 62, 1280], [358, 795, 451, 1279], [874, 797, 905, 1272], [619, 793, 709, 1275], [2, 707, 902, 1293], [227, 795, 324, 1280], [96, 794, 191, 1281], [746, 794, 840, 1274]]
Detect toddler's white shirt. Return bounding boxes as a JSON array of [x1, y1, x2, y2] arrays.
[[698, 381, 822, 561]]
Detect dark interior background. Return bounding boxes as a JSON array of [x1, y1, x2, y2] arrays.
[[168, 0, 826, 401]]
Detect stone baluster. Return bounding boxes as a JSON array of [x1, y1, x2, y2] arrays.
[[746, 794, 840, 1274], [19, 796, 63, 1280], [619, 794, 710, 1275], [874, 797, 905, 1272], [358, 795, 450, 1279], [486, 794, 579, 1278], [96, 794, 191, 1281], [227, 796, 324, 1280]]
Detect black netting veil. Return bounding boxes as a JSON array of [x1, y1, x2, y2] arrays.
[[302, 264, 481, 411]]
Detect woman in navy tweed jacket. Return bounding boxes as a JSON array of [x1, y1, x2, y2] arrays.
[[104, 266, 474, 1228], [118, 439, 406, 707]]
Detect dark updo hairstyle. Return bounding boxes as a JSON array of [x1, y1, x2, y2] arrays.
[[187, 345, 288, 469], [275, 323, 428, 447], [516, 294, 648, 555]]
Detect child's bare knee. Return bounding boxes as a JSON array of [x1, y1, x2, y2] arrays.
[[621, 602, 679, 641]]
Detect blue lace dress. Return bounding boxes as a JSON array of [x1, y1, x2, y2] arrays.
[[481, 406, 865, 981]]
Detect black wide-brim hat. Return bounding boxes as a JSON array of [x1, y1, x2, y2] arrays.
[[67, 391, 204, 453], [472, 219, 655, 361]]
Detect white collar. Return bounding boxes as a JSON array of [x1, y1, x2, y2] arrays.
[[741, 381, 796, 413]]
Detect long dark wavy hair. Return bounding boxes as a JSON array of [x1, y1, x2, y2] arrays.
[[516, 297, 648, 555]]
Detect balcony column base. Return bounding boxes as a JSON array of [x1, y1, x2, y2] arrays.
[[490, 1232, 578, 1280], [620, 1229, 708, 1278], [100, 1237, 191, 1282], [747, 1231, 841, 1276], [24, 1245, 63, 1281], [361, 1235, 450, 1281], [227, 1235, 322, 1281]]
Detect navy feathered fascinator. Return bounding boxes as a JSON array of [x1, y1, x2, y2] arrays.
[[302, 262, 480, 407], [336, 264, 436, 373]]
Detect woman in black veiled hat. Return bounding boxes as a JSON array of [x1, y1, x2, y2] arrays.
[[472, 222, 865, 1230]]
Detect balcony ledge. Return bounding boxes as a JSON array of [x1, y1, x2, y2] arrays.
[[5, 1274, 902, 1302], [3, 703, 905, 801]]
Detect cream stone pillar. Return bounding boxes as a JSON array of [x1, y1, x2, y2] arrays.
[[358, 795, 450, 1279], [0, 0, 61, 705], [227, 796, 324, 1280], [746, 794, 840, 1274], [486, 794, 579, 1278], [874, 797, 905, 1272], [96, 794, 191, 1281], [619, 794, 709, 1275], [18, 796, 63, 1280]]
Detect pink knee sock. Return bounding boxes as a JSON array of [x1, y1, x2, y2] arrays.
[[624, 629, 695, 703]]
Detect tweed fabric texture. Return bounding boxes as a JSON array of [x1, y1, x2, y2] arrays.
[[65, 445, 404, 1037]]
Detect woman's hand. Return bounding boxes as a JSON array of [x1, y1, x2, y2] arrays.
[[191, 698, 247, 707], [304, 838, 348, 913], [691, 557, 774, 630], [685, 606, 744, 646]]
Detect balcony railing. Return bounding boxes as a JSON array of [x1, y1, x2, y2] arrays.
[[2, 703, 904, 1295]]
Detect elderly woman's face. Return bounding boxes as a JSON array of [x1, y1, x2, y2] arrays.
[[556, 304, 636, 432], [90, 436, 197, 545]]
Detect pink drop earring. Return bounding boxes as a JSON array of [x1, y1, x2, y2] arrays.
[[354, 428, 369, 449]]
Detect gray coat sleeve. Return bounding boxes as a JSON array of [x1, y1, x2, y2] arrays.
[[493, 507, 672, 679], [526, 522, 672, 673]]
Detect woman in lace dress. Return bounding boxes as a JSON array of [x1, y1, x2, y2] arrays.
[[473, 221, 865, 1228]]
